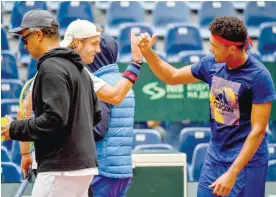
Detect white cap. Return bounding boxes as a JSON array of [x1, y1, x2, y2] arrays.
[[60, 19, 101, 47]]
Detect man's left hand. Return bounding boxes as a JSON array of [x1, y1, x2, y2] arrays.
[[130, 29, 143, 64], [209, 170, 238, 196]]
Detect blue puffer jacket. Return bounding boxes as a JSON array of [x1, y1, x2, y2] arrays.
[[93, 64, 135, 178]]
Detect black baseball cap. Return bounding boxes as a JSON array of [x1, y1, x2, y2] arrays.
[[9, 10, 57, 34]]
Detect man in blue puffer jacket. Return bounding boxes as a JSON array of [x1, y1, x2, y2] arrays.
[[87, 33, 142, 197]]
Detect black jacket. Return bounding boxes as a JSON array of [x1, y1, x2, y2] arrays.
[[10, 48, 102, 173]]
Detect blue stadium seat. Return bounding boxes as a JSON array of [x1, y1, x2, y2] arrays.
[[17, 41, 31, 65], [1, 140, 14, 151], [267, 159, 276, 181], [178, 51, 207, 64], [244, 1, 276, 38], [199, 1, 236, 39], [233, 1, 247, 11], [1, 162, 23, 182], [165, 24, 203, 63], [9, 1, 47, 30], [269, 144, 276, 161], [269, 121, 276, 144], [11, 141, 21, 165], [186, 1, 202, 11], [1, 146, 11, 162], [27, 59, 38, 79], [152, 1, 190, 37], [190, 143, 209, 181], [1, 99, 20, 119], [258, 23, 276, 62], [105, 1, 144, 37], [2, 1, 15, 13], [1, 79, 23, 99], [141, 1, 156, 11], [267, 129, 275, 144], [134, 122, 148, 129], [164, 122, 185, 149], [134, 144, 173, 151], [95, 1, 110, 11], [155, 51, 167, 62], [179, 127, 211, 164], [1, 27, 9, 50], [57, 1, 95, 36], [46, 1, 61, 12], [1, 51, 18, 79], [118, 23, 154, 63], [133, 129, 162, 148]]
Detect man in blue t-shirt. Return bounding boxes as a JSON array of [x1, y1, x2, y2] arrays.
[[134, 16, 276, 197]]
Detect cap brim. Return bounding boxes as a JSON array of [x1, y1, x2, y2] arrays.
[[9, 27, 26, 34], [60, 39, 72, 48]]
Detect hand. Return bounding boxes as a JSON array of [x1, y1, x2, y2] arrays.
[[1, 115, 13, 140], [209, 170, 238, 196], [21, 153, 33, 178], [131, 29, 143, 64], [136, 32, 158, 54]]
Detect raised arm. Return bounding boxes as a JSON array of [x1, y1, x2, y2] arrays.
[[95, 30, 143, 105], [136, 33, 199, 85], [96, 78, 134, 105]]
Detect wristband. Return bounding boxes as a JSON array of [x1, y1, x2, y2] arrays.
[[122, 63, 141, 84]]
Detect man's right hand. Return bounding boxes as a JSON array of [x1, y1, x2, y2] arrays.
[[21, 153, 32, 178], [136, 32, 158, 54]]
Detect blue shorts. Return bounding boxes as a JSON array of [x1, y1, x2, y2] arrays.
[[197, 158, 268, 197], [89, 175, 131, 197]]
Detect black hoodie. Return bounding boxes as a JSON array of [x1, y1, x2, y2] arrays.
[[10, 48, 102, 173]]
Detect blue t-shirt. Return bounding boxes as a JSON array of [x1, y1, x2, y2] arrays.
[[191, 55, 276, 166]]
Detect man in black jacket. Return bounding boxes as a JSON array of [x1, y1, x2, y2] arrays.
[[1, 10, 102, 197]]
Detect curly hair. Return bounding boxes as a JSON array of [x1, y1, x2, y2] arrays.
[[34, 20, 59, 39], [209, 16, 247, 49]]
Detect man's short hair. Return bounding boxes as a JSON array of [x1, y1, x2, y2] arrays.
[[209, 16, 248, 49], [33, 20, 59, 40]]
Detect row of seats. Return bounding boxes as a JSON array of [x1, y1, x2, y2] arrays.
[[132, 129, 276, 165], [1, 162, 23, 182], [2, 140, 276, 182], [1, 99, 19, 119], [2, 21, 276, 69], [1, 1, 249, 13], [1, 141, 23, 182], [3, 1, 276, 38], [1, 141, 21, 165]]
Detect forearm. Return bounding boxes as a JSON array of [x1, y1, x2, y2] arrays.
[[19, 141, 31, 154], [112, 78, 133, 104], [142, 49, 178, 84], [229, 128, 266, 175], [10, 110, 66, 141], [97, 78, 133, 105], [97, 62, 140, 105]]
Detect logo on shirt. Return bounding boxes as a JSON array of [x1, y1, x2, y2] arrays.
[[210, 76, 241, 126], [213, 87, 236, 113]]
